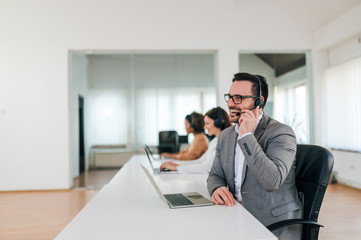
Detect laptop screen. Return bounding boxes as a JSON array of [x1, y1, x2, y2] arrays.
[[144, 147, 156, 169]]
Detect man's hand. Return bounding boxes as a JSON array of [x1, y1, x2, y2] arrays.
[[211, 186, 235, 206], [160, 161, 179, 171], [238, 106, 261, 136]]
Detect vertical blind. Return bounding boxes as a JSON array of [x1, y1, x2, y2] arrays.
[[135, 88, 216, 149], [274, 82, 309, 144], [324, 56, 361, 151], [88, 89, 129, 146]]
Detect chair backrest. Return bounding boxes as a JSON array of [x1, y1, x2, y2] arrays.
[[158, 131, 179, 153], [178, 135, 189, 144], [295, 144, 334, 238]]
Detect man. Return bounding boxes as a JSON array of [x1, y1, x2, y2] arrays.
[[207, 72, 302, 240]]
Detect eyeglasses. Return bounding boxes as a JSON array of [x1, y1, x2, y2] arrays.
[[224, 94, 258, 104]]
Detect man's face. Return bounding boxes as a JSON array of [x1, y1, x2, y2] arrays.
[[227, 81, 256, 123]]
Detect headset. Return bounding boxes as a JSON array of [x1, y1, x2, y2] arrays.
[[186, 114, 196, 129], [236, 74, 264, 117], [253, 75, 264, 109], [213, 107, 224, 129]]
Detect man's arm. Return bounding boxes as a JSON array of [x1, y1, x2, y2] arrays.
[[238, 125, 296, 192], [237, 108, 297, 192]]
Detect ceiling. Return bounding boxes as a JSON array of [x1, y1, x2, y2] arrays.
[[81, 1, 361, 77], [252, 1, 361, 76], [274, 0, 361, 31], [256, 53, 306, 77]]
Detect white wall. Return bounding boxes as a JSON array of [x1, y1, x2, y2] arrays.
[[314, 3, 361, 50], [328, 36, 361, 66], [0, 0, 314, 190]]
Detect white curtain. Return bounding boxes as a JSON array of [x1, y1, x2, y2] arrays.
[[136, 87, 216, 149], [274, 82, 309, 143], [88, 89, 129, 146], [324, 56, 361, 151]]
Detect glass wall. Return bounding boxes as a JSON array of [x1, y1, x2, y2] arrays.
[[87, 53, 216, 152]]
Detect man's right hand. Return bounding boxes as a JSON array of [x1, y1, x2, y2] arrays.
[[211, 186, 235, 206]]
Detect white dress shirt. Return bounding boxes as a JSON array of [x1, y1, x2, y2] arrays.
[[177, 137, 218, 173]]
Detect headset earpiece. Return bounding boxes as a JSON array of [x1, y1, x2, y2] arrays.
[[186, 114, 195, 129], [189, 114, 196, 129], [213, 107, 224, 129], [254, 97, 264, 109]]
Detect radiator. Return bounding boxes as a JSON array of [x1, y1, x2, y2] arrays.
[[330, 149, 361, 189], [90, 148, 133, 168]]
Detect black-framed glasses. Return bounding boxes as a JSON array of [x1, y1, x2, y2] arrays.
[[224, 94, 258, 104]]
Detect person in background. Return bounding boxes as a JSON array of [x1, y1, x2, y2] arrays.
[[160, 112, 208, 160], [160, 107, 231, 173], [207, 72, 302, 240]]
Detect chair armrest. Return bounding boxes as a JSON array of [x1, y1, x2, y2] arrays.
[[267, 219, 324, 232]]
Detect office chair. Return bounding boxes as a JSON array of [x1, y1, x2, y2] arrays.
[[178, 135, 188, 145], [267, 144, 334, 240], [158, 131, 179, 154]]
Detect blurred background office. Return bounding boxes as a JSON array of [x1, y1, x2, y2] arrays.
[[1, 0, 361, 239]]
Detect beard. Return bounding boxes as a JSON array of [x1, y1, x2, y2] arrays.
[[229, 107, 241, 123]]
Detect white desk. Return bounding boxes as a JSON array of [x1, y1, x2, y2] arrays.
[[56, 155, 277, 240]]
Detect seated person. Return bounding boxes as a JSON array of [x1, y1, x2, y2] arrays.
[[160, 107, 231, 172], [160, 112, 208, 160]]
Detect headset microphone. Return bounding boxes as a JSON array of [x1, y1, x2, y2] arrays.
[[235, 105, 257, 116]]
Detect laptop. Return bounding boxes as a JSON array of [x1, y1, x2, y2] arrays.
[[140, 164, 213, 209], [144, 147, 178, 174], [144, 144, 161, 160]]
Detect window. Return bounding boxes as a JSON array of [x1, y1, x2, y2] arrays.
[[324, 56, 361, 151], [274, 80, 309, 144]]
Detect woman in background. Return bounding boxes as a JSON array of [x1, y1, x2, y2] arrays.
[[160, 112, 208, 160], [160, 107, 231, 173]]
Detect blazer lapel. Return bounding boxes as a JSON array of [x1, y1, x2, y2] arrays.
[[241, 114, 269, 184], [254, 114, 268, 141]]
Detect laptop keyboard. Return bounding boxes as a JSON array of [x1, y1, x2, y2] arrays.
[[164, 194, 194, 206]]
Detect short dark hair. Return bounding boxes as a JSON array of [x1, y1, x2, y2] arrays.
[[205, 107, 232, 130], [232, 72, 269, 108], [185, 112, 205, 133]]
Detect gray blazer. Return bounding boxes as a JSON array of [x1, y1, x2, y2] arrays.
[[207, 114, 303, 240]]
